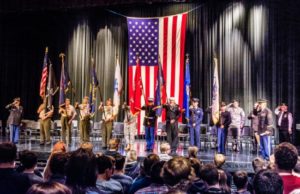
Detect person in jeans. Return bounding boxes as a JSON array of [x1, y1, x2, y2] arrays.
[[6, 97, 23, 144], [216, 102, 231, 154]]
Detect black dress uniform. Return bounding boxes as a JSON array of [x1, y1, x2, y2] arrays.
[[141, 103, 157, 151]]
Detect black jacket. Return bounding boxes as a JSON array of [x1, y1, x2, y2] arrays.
[[141, 105, 157, 127], [0, 168, 31, 194], [217, 111, 231, 128]]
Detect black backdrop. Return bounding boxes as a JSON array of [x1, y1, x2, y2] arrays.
[[0, 0, 300, 142]]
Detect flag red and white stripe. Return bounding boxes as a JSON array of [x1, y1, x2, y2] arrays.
[[40, 48, 48, 98], [127, 13, 187, 134]]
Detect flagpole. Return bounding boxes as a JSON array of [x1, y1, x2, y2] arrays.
[[158, 55, 169, 104], [136, 56, 147, 104]]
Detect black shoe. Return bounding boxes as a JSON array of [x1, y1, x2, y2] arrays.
[[40, 142, 45, 146], [102, 146, 107, 150]]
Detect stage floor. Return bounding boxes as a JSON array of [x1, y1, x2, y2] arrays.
[[0, 136, 260, 173]]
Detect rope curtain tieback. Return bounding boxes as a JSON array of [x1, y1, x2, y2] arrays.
[[105, 3, 204, 18]]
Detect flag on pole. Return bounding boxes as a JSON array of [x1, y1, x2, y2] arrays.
[[46, 62, 59, 110], [183, 55, 191, 120], [113, 57, 123, 114], [155, 57, 166, 116], [127, 13, 187, 134], [59, 53, 71, 106], [40, 47, 48, 98], [89, 58, 99, 115], [130, 58, 144, 115], [212, 57, 220, 125]]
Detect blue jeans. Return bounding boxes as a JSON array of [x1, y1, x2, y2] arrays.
[[189, 125, 201, 149], [145, 126, 155, 150], [260, 135, 270, 160], [9, 124, 20, 144], [217, 128, 226, 154]]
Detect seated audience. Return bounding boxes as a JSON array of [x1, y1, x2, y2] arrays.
[[162, 156, 194, 192], [274, 142, 300, 194], [214, 154, 232, 187], [253, 169, 283, 194], [80, 142, 94, 152], [187, 158, 206, 194], [136, 161, 168, 194], [252, 157, 266, 173], [218, 169, 231, 194], [104, 138, 120, 158], [65, 148, 104, 194], [188, 146, 199, 158], [48, 152, 68, 184], [129, 153, 160, 194], [96, 155, 123, 194], [111, 154, 133, 194], [158, 143, 173, 161], [19, 150, 44, 184], [201, 163, 229, 194], [124, 150, 140, 180], [26, 182, 71, 194], [233, 170, 250, 194], [0, 142, 31, 194]]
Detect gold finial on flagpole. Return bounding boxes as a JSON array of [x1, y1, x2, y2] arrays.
[[59, 53, 65, 60], [45, 47, 48, 53]]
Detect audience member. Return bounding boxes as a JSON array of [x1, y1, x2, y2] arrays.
[[19, 150, 44, 184], [80, 142, 94, 152], [49, 152, 68, 184], [159, 143, 173, 161], [214, 154, 232, 187], [111, 154, 133, 194], [124, 150, 140, 180], [233, 170, 250, 194], [162, 156, 194, 192], [201, 163, 229, 194], [252, 157, 266, 173], [218, 169, 231, 194], [136, 161, 169, 194], [65, 148, 103, 194], [129, 153, 160, 194], [188, 146, 198, 158], [96, 155, 123, 194], [0, 142, 31, 194], [104, 138, 120, 158], [187, 158, 206, 194], [253, 169, 283, 194], [26, 182, 71, 194], [274, 142, 300, 194]]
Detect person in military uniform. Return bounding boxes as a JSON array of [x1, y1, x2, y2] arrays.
[[274, 103, 293, 143], [59, 98, 77, 145], [37, 99, 54, 145], [189, 98, 203, 150], [5, 97, 23, 144], [99, 98, 116, 149], [216, 102, 231, 154], [255, 99, 274, 160], [122, 102, 137, 151], [248, 102, 260, 153], [75, 96, 91, 143], [140, 97, 157, 152], [162, 97, 181, 154]]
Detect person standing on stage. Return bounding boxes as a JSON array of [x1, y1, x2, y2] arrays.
[[248, 102, 260, 153], [75, 96, 91, 143], [37, 100, 54, 146], [122, 102, 137, 151], [99, 98, 115, 149], [162, 97, 181, 155], [274, 103, 293, 143], [5, 97, 23, 144], [189, 98, 203, 150], [140, 97, 157, 152], [256, 99, 273, 160], [59, 98, 77, 145], [226, 99, 245, 152], [216, 102, 231, 154]]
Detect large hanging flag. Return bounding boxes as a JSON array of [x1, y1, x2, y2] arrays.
[[59, 53, 71, 106], [183, 55, 191, 120], [127, 13, 187, 134], [89, 58, 99, 115], [154, 57, 166, 117], [113, 57, 123, 114], [40, 47, 48, 98], [212, 57, 220, 124], [46, 62, 59, 110]]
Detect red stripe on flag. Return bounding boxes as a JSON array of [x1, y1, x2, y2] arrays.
[[162, 17, 168, 121], [145, 66, 150, 100], [170, 16, 177, 98]]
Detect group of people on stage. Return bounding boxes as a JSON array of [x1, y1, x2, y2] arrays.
[[5, 95, 294, 160]]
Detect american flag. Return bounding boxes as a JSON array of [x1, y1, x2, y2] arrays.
[[40, 47, 48, 98], [127, 13, 187, 134]]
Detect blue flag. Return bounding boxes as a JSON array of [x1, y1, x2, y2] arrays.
[[59, 55, 71, 106], [155, 59, 165, 116], [89, 62, 99, 114], [183, 57, 191, 120]]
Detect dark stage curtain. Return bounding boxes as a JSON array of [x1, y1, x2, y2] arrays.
[[0, 0, 300, 141]]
